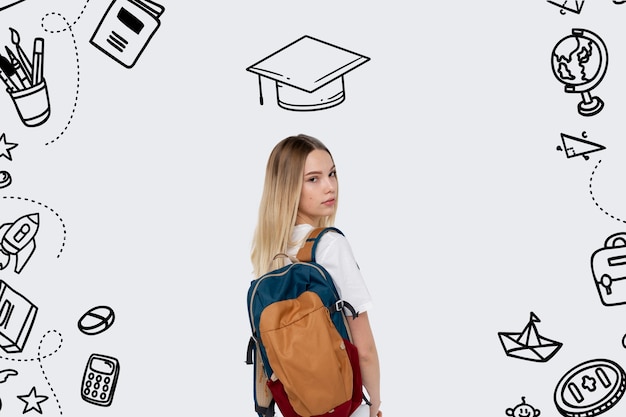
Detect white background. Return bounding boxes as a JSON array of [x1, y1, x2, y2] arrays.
[[0, 0, 625, 416]]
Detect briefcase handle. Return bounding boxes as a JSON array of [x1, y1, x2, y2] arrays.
[[605, 233, 626, 249]]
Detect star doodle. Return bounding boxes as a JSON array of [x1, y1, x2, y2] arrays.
[[17, 386, 48, 414], [0, 133, 18, 161]]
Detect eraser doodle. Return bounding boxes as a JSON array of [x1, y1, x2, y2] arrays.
[[554, 358, 626, 417], [78, 306, 115, 336]]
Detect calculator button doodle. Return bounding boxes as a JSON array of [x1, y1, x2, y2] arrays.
[[81, 353, 119, 407]]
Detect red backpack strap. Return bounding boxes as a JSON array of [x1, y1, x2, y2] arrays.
[[296, 227, 343, 262]]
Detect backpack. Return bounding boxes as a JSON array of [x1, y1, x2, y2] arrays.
[[246, 227, 365, 417]]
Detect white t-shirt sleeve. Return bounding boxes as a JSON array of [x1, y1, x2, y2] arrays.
[[315, 231, 374, 315]]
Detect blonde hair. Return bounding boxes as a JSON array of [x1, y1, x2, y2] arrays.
[[251, 134, 338, 277]]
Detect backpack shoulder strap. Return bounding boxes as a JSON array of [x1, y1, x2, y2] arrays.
[[296, 227, 344, 262]]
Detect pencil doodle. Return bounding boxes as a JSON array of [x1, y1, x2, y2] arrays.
[[90, 0, 165, 68], [81, 353, 120, 407], [547, 0, 584, 14], [506, 397, 541, 417], [0, 133, 17, 161], [17, 386, 48, 414], [247, 35, 370, 111], [0, 213, 39, 274], [1, 28, 50, 127], [1, 196, 67, 259], [554, 358, 626, 417], [591, 232, 626, 306], [498, 312, 562, 362], [556, 131, 605, 160], [551, 28, 608, 117], [589, 160, 626, 224]]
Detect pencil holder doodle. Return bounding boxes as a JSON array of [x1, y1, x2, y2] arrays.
[[8, 79, 51, 127]]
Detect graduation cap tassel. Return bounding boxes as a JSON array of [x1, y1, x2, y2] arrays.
[[258, 74, 264, 105]]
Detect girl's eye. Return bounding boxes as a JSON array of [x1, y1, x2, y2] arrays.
[[329, 170, 336, 177], [308, 177, 318, 182]]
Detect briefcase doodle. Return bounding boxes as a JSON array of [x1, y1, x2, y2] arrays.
[[591, 232, 626, 306]]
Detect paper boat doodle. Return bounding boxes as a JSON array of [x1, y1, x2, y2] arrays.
[[498, 312, 562, 362]]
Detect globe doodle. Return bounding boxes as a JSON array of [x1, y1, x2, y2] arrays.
[[551, 28, 608, 117]]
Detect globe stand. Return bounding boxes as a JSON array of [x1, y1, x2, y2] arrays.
[[577, 91, 604, 117]]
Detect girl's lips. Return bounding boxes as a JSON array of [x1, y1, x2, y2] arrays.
[[322, 198, 335, 206]]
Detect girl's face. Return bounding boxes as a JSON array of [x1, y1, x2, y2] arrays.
[[296, 149, 337, 225]]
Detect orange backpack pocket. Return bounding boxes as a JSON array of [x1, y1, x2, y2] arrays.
[[260, 291, 353, 416]]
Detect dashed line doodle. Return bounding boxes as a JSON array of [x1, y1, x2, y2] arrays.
[[589, 160, 626, 224], [1, 196, 67, 259], [0, 330, 63, 415], [551, 28, 608, 117]]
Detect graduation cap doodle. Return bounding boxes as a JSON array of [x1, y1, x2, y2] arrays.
[[498, 312, 563, 362], [557, 131, 605, 160], [246, 35, 370, 111]]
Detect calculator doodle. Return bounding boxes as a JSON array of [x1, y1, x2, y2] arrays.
[[81, 353, 120, 407]]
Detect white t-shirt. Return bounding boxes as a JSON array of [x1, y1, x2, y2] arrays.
[[286, 224, 373, 315]]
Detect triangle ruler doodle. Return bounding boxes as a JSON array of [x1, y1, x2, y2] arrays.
[[546, 0, 584, 14], [558, 132, 605, 160]]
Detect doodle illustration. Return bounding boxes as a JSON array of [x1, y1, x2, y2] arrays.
[[498, 312, 562, 362], [0, 171, 10, 189], [506, 397, 541, 417], [551, 29, 608, 117], [81, 353, 120, 407], [591, 232, 626, 306], [0, 133, 17, 161], [247, 35, 370, 111], [0, 279, 37, 353], [554, 358, 626, 417], [0, 368, 18, 383], [17, 386, 48, 414], [547, 0, 584, 14], [77, 305, 115, 336], [0, 0, 25, 11], [557, 132, 605, 160], [90, 0, 165, 68], [1, 28, 50, 127], [0, 213, 39, 274]]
